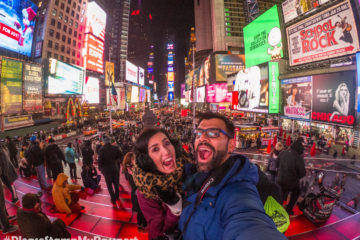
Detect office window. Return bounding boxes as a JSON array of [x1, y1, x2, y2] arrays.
[[52, 8, 57, 16], [56, 32, 60, 39], [67, 48, 70, 54], [55, 43, 59, 50], [80, 17, 83, 23], [69, 19, 73, 26], [77, 6, 80, 11], [76, 13, 79, 20], [62, 35, 66, 42], [64, 16, 68, 23], [71, 10, 75, 17], [57, 22, 61, 29], [69, 28, 72, 34], [48, 40, 53, 48], [66, 57, 70, 63], [73, 2, 76, 8], [74, 31, 77, 37], [54, 53, 58, 58], [72, 50, 75, 56], [60, 3, 64, 10], [61, 45, 65, 52], [49, 29, 54, 37], [58, 12, 63, 20], [66, 7, 70, 14], [75, 22, 78, 28], [47, 51, 52, 58], [79, 34, 81, 40], [72, 59, 75, 64], [55, 0, 59, 5], [51, 18, 56, 26], [67, 37, 71, 44], [78, 43, 81, 48], [73, 40, 76, 47], [68, 0, 71, 4], [60, 55, 64, 61], [63, 25, 67, 32]]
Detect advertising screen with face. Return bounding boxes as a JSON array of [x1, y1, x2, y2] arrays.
[[206, 83, 232, 103], [139, 67, 145, 86], [85, 2, 106, 41], [126, 60, 138, 83], [196, 86, 206, 103], [131, 86, 139, 103], [0, 0, 38, 57], [83, 77, 99, 104], [244, 5, 283, 68], [23, 63, 42, 112], [281, 76, 312, 120], [48, 59, 84, 95], [1, 58, 23, 114], [233, 63, 269, 113], [312, 71, 356, 126]]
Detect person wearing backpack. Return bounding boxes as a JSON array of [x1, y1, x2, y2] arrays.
[[45, 138, 66, 182]]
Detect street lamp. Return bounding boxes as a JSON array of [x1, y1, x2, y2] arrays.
[[192, 42, 196, 131]]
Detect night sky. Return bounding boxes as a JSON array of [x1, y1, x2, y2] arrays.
[[143, 0, 194, 98]]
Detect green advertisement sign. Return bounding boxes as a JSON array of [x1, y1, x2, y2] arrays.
[[268, 62, 279, 114], [244, 5, 283, 68], [1, 58, 23, 115]]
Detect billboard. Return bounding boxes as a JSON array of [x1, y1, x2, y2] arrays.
[[105, 61, 114, 86], [185, 70, 193, 91], [83, 77, 99, 104], [282, 0, 321, 24], [131, 86, 139, 103], [287, 1, 359, 66], [233, 63, 269, 113], [312, 71, 356, 126], [1, 58, 23, 115], [281, 76, 312, 120], [0, 0, 38, 56], [120, 88, 126, 109], [168, 91, 174, 101], [85, 2, 106, 41], [244, 5, 283, 68], [85, 34, 104, 73], [23, 63, 42, 112], [214, 54, 245, 83], [206, 83, 232, 103], [196, 86, 206, 103], [268, 62, 280, 114], [48, 58, 84, 95], [139, 88, 145, 102], [139, 67, 145, 85], [181, 84, 186, 98], [126, 60, 138, 83], [168, 81, 174, 92]]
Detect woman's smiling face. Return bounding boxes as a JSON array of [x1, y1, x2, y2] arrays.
[[148, 132, 177, 174]]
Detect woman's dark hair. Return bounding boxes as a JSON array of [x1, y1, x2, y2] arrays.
[[67, 142, 72, 148], [134, 128, 182, 173]]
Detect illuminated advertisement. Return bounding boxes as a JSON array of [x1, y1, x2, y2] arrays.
[[282, 0, 321, 24], [167, 43, 174, 50], [206, 83, 232, 103], [126, 85, 131, 103], [139, 88, 145, 102], [281, 76, 312, 120], [147, 89, 151, 102], [185, 70, 193, 91], [1, 58, 23, 115], [312, 71, 356, 126], [23, 63, 42, 112], [131, 86, 139, 103], [168, 81, 174, 92], [83, 77, 99, 104], [48, 58, 84, 95], [181, 84, 186, 98], [105, 61, 114, 86], [0, 0, 38, 56], [85, 34, 104, 73], [168, 72, 174, 81], [120, 88, 126, 109], [287, 1, 359, 66], [168, 91, 174, 101], [214, 54, 245, 83], [126, 60, 138, 83], [85, 2, 106, 41], [196, 86, 206, 103], [139, 67, 145, 85], [268, 62, 280, 114], [244, 5, 283, 68], [233, 63, 269, 113]]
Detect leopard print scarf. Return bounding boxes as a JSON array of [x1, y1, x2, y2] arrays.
[[132, 155, 187, 200]]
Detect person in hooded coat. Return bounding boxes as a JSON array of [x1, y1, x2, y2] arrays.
[[45, 138, 66, 181]]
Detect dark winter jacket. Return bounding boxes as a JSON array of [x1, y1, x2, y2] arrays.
[[7, 140, 18, 157], [98, 143, 122, 175], [137, 190, 179, 239], [81, 166, 99, 190], [276, 149, 306, 189], [25, 143, 44, 167], [179, 155, 286, 240], [81, 145, 94, 165], [0, 149, 18, 183], [45, 144, 66, 170]]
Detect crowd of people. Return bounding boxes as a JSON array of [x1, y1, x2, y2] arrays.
[[2, 108, 352, 239]]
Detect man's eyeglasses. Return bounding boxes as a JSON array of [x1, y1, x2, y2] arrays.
[[195, 128, 233, 139]]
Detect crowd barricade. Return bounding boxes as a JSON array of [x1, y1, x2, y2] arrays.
[[52, 131, 77, 141]]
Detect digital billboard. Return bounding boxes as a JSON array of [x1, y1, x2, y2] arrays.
[[85, 34, 104, 73], [185, 70, 193, 91], [83, 77, 99, 104], [233, 63, 269, 113], [1, 58, 23, 115], [206, 83, 232, 103], [105, 61, 114, 86], [146, 89, 151, 103], [131, 86, 139, 103], [312, 71, 356, 126], [282, 0, 322, 24], [168, 91, 174, 101], [23, 63, 42, 112], [281, 76, 312, 120], [85, 2, 106, 41], [181, 84, 186, 98], [139, 67, 145, 85], [214, 54, 245, 83], [48, 58, 84, 95], [139, 88, 145, 102], [168, 81, 174, 92], [126, 60, 138, 83], [196, 86, 206, 103], [268, 62, 280, 114], [244, 5, 283, 68], [120, 88, 126, 109], [0, 0, 38, 56], [287, 0, 359, 66]]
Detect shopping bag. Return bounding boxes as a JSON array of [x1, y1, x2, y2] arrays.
[[264, 196, 290, 233]]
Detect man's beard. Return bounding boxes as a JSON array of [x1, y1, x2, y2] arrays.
[[195, 142, 228, 172]]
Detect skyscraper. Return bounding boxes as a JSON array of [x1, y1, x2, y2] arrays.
[[194, 0, 283, 58]]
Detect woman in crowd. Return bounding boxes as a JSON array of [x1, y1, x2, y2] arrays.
[[267, 142, 284, 182], [132, 128, 188, 240], [65, 143, 78, 183]]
